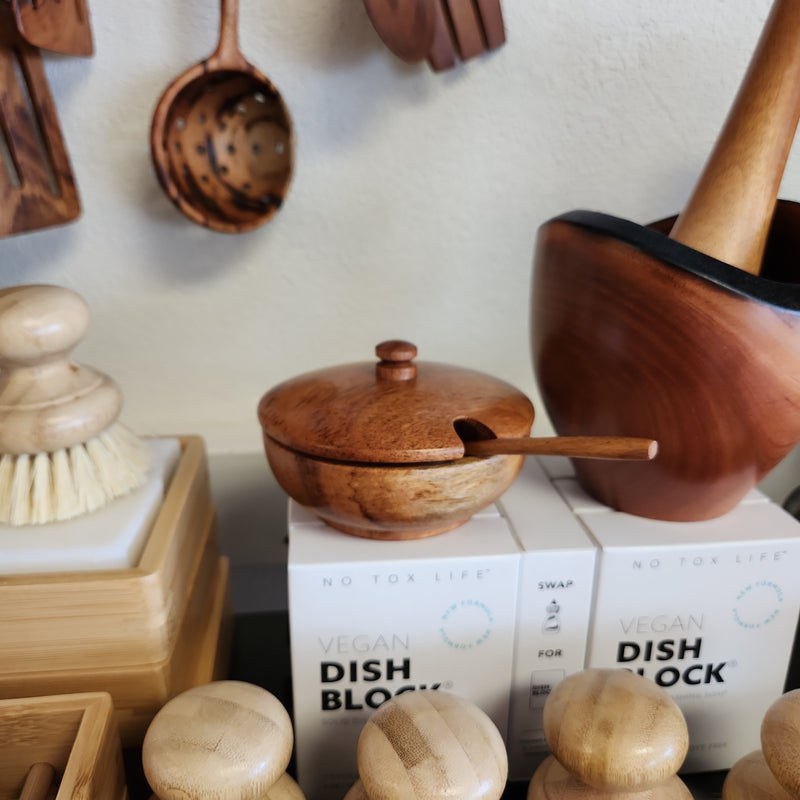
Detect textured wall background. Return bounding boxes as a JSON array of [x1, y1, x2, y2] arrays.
[[2, 1, 799, 602]]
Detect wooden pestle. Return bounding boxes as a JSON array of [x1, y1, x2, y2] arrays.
[[351, 690, 508, 800], [142, 681, 304, 800], [528, 669, 691, 800], [669, 0, 800, 275], [722, 689, 800, 800]]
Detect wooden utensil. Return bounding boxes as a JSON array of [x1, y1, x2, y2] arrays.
[[428, 0, 505, 71], [363, 0, 436, 63], [427, 0, 456, 71], [669, 0, 800, 274], [444, 0, 485, 61], [11, 0, 93, 57], [0, 1, 80, 237], [150, 0, 294, 234], [462, 434, 658, 461]]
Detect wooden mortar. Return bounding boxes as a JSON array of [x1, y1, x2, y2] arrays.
[[532, 0, 800, 521]]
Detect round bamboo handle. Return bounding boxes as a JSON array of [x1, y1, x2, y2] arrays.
[[542, 669, 689, 792], [142, 681, 295, 800], [357, 690, 507, 800], [669, 0, 800, 274], [528, 755, 693, 800], [722, 750, 794, 800], [761, 689, 800, 797], [0, 284, 122, 454], [462, 436, 658, 461]]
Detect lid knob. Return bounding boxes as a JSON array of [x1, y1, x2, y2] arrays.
[[375, 340, 417, 382]]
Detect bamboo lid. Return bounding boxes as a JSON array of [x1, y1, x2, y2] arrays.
[[257, 340, 534, 464]]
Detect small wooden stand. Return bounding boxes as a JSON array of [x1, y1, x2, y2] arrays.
[[0, 692, 126, 800], [0, 436, 232, 746]]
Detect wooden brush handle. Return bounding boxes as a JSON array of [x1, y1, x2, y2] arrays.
[[761, 689, 800, 798], [358, 690, 507, 800], [669, 0, 800, 274], [463, 435, 658, 461], [542, 669, 689, 791], [143, 681, 295, 800], [0, 284, 122, 454]]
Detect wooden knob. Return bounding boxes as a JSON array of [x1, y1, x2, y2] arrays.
[[528, 755, 693, 800], [0, 284, 122, 454], [542, 669, 689, 791], [357, 690, 507, 800], [375, 340, 417, 382], [142, 681, 294, 800], [722, 750, 794, 800], [761, 689, 800, 797]]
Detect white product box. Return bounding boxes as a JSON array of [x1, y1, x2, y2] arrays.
[[287, 502, 522, 800], [561, 477, 800, 774], [497, 459, 598, 781]]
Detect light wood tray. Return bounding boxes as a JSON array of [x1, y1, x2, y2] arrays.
[[0, 436, 213, 672], [0, 692, 127, 800], [0, 533, 232, 746]]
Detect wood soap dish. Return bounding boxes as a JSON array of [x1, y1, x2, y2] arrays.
[[0, 692, 127, 800], [0, 436, 233, 747]]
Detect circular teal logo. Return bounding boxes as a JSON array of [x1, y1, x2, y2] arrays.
[[732, 580, 783, 629], [439, 599, 494, 649]]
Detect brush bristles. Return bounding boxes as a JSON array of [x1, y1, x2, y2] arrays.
[[0, 423, 151, 526]]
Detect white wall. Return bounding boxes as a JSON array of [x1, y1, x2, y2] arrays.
[[3, 0, 800, 607]]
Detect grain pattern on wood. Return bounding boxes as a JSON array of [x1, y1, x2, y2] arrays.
[[142, 681, 293, 800], [722, 750, 795, 800], [0, 2, 79, 238], [532, 205, 800, 521], [541, 670, 689, 792], [761, 689, 800, 797], [258, 340, 533, 538], [11, 0, 93, 57], [357, 690, 507, 800], [670, 0, 800, 275], [528, 755, 693, 800], [150, 0, 293, 233], [463, 436, 657, 461]]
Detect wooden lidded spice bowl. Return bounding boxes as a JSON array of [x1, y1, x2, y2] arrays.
[[257, 340, 535, 540]]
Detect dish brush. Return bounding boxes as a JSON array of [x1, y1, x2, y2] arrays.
[[0, 284, 150, 526]]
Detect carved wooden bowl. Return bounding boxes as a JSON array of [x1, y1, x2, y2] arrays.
[[532, 200, 800, 521], [258, 340, 534, 540]]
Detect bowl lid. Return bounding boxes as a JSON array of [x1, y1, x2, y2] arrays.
[[257, 340, 535, 464]]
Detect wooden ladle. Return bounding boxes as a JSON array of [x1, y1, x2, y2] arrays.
[[150, 0, 294, 233]]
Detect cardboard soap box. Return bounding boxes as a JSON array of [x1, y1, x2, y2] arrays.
[[287, 502, 521, 800], [497, 457, 598, 781], [555, 475, 800, 774]]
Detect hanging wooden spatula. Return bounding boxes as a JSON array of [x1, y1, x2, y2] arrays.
[[669, 0, 800, 275], [11, 0, 93, 57], [0, 0, 80, 237]]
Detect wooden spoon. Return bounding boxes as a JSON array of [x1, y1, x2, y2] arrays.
[[150, 0, 294, 234], [363, 0, 436, 63], [462, 435, 658, 461], [669, 0, 800, 274]]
